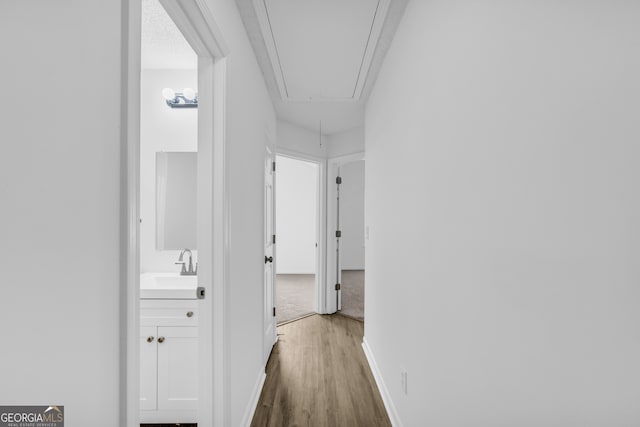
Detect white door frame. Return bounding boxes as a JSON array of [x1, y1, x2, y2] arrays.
[[275, 148, 328, 314], [326, 152, 365, 314], [122, 1, 230, 426]]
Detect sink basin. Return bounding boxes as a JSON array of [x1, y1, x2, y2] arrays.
[[140, 273, 198, 299]]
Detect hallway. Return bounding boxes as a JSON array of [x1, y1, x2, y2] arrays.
[[251, 314, 390, 427]]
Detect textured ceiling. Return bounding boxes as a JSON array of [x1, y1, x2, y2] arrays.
[[236, 0, 408, 135], [141, 0, 197, 70]]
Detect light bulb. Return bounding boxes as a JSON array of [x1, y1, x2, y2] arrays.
[[183, 88, 196, 101], [162, 88, 175, 101]]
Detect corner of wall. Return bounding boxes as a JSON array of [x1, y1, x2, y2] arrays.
[[326, 126, 365, 158]]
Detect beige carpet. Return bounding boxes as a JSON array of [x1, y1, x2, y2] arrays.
[[340, 270, 364, 321], [276, 271, 365, 323], [276, 274, 315, 324]]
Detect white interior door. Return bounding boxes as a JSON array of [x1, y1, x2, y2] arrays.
[[336, 167, 342, 311], [263, 147, 276, 364]]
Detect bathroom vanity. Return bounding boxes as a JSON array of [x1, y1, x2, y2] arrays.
[[140, 273, 198, 424], [139, 150, 200, 423]]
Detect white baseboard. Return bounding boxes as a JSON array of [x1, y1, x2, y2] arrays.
[[139, 410, 197, 424], [362, 337, 403, 427], [239, 369, 266, 427]]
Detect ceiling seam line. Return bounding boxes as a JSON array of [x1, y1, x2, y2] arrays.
[[352, 0, 381, 99], [263, 0, 290, 99]]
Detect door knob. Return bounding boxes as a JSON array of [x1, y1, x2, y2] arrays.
[[264, 256, 273, 264], [147, 336, 154, 343], [158, 337, 165, 343]]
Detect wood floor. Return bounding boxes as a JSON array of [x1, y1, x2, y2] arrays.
[[251, 314, 391, 427], [140, 424, 196, 427]]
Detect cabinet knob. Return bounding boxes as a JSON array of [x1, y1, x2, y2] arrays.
[[146, 336, 154, 343], [158, 337, 165, 343], [186, 311, 194, 318]]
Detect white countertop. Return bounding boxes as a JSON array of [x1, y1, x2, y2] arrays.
[[140, 273, 198, 299]]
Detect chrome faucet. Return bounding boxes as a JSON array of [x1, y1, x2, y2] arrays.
[[175, 249, 197, 276]]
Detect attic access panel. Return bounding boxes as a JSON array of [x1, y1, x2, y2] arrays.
[[255, 0, 390, 101]]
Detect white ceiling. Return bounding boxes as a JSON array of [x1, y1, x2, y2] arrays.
[[141, 0, 197, 70], [237, 0, 408, 135], [262, 0, 380, 100]]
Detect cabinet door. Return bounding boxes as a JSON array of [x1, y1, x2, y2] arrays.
[[140, 326, 158, 411], [157, 326, 198, 411]]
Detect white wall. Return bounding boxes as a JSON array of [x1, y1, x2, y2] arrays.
[[140, 69, 197, 274], [276, 119, 364, 160], [339, 160, 365, 270], [365, 1, 640, 426], [275, 156, 318, 274], [327, 126, 364, 158], [0, 1, 122, 425], [277, 119, 328, 158], [205, 1, 277, 425]]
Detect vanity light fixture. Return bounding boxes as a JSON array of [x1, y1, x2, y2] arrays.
[[162, 87, 198, 109]]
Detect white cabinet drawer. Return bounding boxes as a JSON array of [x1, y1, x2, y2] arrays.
[[141, 300, 197, 327]]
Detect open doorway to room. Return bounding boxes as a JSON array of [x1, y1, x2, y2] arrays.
[[336, 159, 365, 321], [127, 0, 227, 426], [139, 1, 199, 424], [275, 154, 320, 324]]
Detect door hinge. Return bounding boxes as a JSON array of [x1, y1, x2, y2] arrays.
[[272, 234, 276, 244], [336, 230, 341, 238], [335, 283, 341, 291], [273, 307, 276, 317], [336, 176, 342, 185], [272, 161, 276, 172], [197, 287, 205, 299]]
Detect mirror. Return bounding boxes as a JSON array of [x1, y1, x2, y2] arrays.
[[156, 151, 197, 250]]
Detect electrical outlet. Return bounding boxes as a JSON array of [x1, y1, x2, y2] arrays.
[[401, 370, 408, 395]]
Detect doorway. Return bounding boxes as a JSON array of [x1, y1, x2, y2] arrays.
[[139, 0, 199, 423], [336, 160, 365, 321], [274, 154, 320, 324], [125, 0, 228, 426], [326, 153, 365, 319]]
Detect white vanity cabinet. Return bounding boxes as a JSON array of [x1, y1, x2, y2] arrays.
[[140, 299, 198, 424]]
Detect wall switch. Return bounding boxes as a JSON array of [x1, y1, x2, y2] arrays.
[[401, 370, 408, 395]]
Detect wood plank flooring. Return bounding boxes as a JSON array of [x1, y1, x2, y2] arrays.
[[140, 424, 196, 427], [251, 314, 391, 427]]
